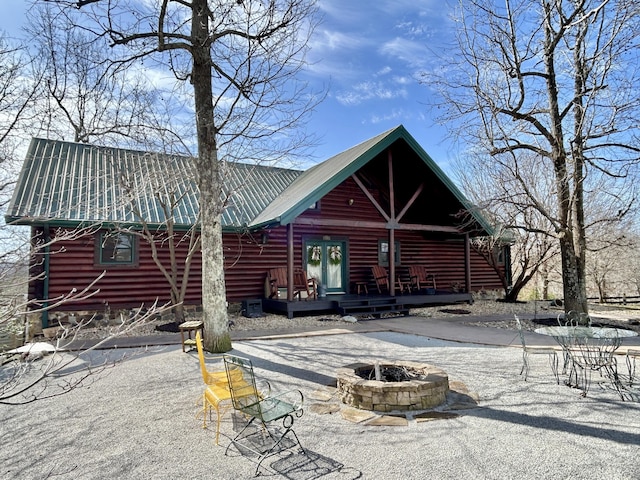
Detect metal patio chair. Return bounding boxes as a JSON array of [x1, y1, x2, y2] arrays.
[[555, 311, 592, 374], [223, 355, 305, 476], [626, 349, 640, 386], [515, 315, 559, 383], [195, 332, 232, 444], [567, 335, 621, 398]]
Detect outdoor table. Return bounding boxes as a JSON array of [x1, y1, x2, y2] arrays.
[[535, 326, 638, 397]]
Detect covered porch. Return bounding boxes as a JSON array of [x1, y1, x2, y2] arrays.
[[261, 290, 473, 319]]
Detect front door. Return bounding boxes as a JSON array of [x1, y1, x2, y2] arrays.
[[305, 240, 346, 293]]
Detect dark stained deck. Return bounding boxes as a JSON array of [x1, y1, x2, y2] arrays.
[[261, 291, 473, 319]]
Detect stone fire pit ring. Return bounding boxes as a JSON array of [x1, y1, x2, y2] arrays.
[[336, 361, 449, 412]]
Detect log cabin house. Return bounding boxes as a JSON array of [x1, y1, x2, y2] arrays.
[[6, 125, 510, 325]]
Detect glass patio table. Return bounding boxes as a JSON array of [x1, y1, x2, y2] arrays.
[[535, 326, 638, 397]]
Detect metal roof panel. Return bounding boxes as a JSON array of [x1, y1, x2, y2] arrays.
[[6, 138, 301, 229]]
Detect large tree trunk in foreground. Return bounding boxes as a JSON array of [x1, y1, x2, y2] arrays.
[[192, 0, 230, 353]]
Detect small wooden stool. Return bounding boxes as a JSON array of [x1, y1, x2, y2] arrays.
[[179, 320, 204, 352], [355, 281, 368, 295]]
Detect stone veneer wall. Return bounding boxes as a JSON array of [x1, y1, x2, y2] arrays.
[[336, 361, 449, 412]]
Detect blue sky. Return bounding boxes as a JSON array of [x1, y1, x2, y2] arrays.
[[306, 1, 456, 168], [1, 0, 458, 172]]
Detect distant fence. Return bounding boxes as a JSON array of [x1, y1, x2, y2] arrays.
[[587, 296, 640, 305]]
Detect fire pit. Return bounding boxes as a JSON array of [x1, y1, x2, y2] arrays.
[[336, 361, 449, 412]]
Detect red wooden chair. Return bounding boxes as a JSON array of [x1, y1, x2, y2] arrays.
[[407, 265, 437, 292], [371, 266, 406, 294], [267, 267, 317, 300]]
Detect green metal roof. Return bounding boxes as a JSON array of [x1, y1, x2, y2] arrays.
[[5, 138, 301, 229], [6, 127, 493, 235]]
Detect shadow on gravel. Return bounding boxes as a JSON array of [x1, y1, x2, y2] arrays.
[[267, 449, 362, 479]]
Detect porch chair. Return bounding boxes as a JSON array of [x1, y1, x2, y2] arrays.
[[223, 354, 305, 476], [293, 269, 317, 300], [267, 267, 317, 300], [515, 315, 559, 383], [407, 265, 437, 292], [371, 265, 407, 294]]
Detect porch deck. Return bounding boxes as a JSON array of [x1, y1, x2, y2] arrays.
[[261, 291, 473, 319]]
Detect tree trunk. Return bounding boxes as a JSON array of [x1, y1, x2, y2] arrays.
[[559, 237, 588, 313], [191, 0, 231, 353]]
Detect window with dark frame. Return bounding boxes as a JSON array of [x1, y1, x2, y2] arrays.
[[378, 240, 401, 266], [97, 232, 136, 266]]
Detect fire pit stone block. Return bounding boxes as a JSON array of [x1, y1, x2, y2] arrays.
[[336, 361, 449, 412]]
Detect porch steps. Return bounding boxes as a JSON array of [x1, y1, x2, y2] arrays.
[[337, 297, 410, 317]]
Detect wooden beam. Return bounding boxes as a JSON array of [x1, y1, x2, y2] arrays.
[[393, 223, 461, 233], [464, 233, 471, 293], [389, 227, 396, 296], [388, 149, 395, 220], [351, 173, 390, 222], [294, 216, 461, 233], [396, 183, 424, 223], [388, 149, 397, 296], [287, 223, 294, 301]]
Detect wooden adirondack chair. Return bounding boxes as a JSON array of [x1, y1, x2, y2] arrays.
[[407, 265, 437, 292], [267, 267, 317, 300], [371, 265, 406, 294]]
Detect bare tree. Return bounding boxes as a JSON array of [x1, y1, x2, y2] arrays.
[[45, 0, 321, 352], [425, 0, 640, 315], [1, 296, 170, 406], [117, 154, 201, 323], [0, 32, 177, 403], [0, 34, 42, 274], [25, 3, 191, 150]]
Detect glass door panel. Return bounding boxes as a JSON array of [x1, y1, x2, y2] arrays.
[[305, 241, 346, 293], [325, 244, 343, 290]]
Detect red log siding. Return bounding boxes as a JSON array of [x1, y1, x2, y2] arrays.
[[223, 178, 505, 301], [32, 228, 203, 310], [31, 177, 505, 309]]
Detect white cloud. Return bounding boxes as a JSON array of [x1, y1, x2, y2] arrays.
[[393, 75, 412, 85], [335, 81, 408, 106], [369, 109, 406, 124], [310, 28, 368, 52], [379, 37, 428, 68]]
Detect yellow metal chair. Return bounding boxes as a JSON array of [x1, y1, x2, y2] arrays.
[[195, 332, 232, 445]]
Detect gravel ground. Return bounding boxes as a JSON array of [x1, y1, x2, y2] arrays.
[[71, 299, 640, 340], [3, 329, 640, 479]]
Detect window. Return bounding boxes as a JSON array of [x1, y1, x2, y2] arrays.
[[378, 240, 400, 266], [97, 232, 136, 266]]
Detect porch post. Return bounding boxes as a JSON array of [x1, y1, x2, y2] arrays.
[[287, 223, 294, 301], [464, 233, 471, 293], [388, 148, 396, 296], [389, 228, 396, 296]]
